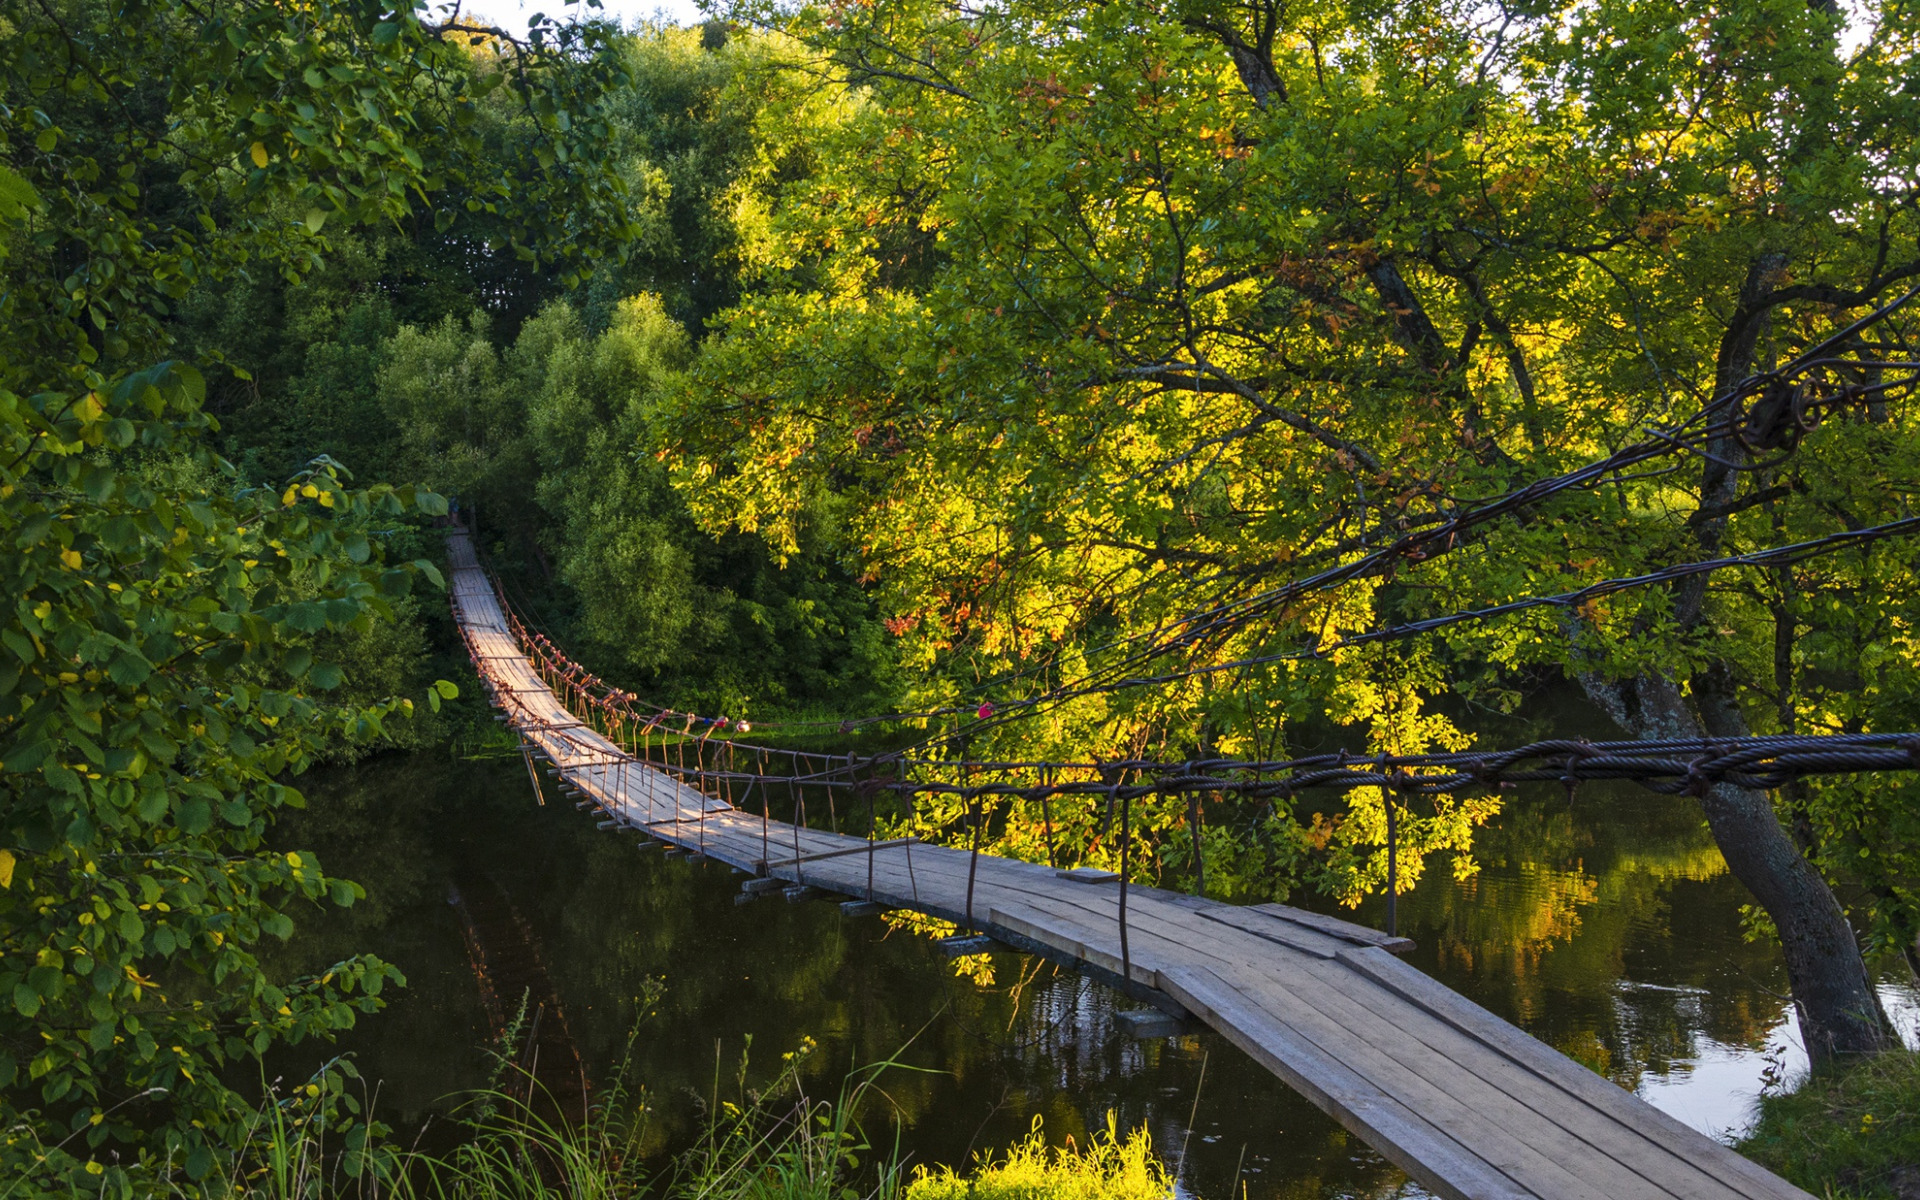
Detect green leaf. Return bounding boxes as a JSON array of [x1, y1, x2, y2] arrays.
[[12, 984, 40, 1019], [106, 655, 151, 688], [371, 20, 400, 45], [304, 208, 327, 235], [283, 602, 327, 632], [4, 739, 52, 773], [15, 511, 51, 546], [177, 797, 212, 834]]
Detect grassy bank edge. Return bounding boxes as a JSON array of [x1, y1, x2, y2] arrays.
[[1738, 1048, 1920, 1200]]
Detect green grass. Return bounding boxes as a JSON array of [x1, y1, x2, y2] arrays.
[[6, 1013, 1167, 1200], [1739, 1049, 1920, 1199], [192, 1055, 904, 1200], [902, 1116, 1172, 1200]]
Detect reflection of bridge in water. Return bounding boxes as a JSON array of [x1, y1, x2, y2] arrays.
[[445, 528, 1809, 1200]]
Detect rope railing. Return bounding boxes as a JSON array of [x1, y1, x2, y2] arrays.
[[455, 551, 1920, 944], [448, 287, 1920, 949]]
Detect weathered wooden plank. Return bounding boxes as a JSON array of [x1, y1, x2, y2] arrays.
[[1190, 903, 1346, 959], [1283, 955, 1741, 1200], [1161, 964, 1535, 1200], [1250, 902, 1416, 953], [1336, 948, 1816, 1200]]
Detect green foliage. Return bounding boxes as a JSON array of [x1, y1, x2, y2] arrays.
[[376, 292, 900, 717], [1739, 1050, 1920, 1200], [0, 0, 644, 1186], [582, 24, 776, 333], [0, 358, 443, 1189], [904, 1116, 1171, 1200], [666, 0, 1920, 923]]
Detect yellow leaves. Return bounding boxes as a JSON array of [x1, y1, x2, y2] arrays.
[[60, 548, 82, 570], [0, 849, 13, 889], [31, 601, 50, 620], [250, 142, 269, 168], [282, 486, 299, 507]]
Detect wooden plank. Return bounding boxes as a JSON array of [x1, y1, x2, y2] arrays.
[[1336, 948, 1816, 1200], [1161, 964, 1535, 1200], [1057, 867, 1119, 883], [1251, 902, 1416, 954], [764, 837, 920, 869], [1192, 904, 1345, 959], [1295, 954, 1750, 1200]]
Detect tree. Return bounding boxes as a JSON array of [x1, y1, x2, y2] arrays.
[[377, 290, 902, 716], [665, 0, 1920, 1064], [0, 0, 641, 1184]]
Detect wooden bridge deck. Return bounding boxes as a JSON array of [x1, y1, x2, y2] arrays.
[[446, 530, 1809, 1200]]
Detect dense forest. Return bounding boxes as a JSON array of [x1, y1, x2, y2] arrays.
[[2, 0, 1919, 1190]]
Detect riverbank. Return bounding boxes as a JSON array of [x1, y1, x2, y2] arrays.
[[208, 1055, 1171, 1200], [1739, 1049, 1920, 1200]]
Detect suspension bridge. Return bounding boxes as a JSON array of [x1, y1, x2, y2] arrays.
[[446, 527, 1815, 1200]]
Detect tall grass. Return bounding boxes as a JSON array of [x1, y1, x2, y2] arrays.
[[202, 1030, 908, 1200], [901, 1116, 1171, 1200]]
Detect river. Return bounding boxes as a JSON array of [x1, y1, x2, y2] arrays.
[[266, 717, 1918, 1199]]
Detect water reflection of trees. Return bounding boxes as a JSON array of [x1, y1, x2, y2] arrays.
[[274, 754, 1417, 1200], [1384, 779, 1788, 1092]]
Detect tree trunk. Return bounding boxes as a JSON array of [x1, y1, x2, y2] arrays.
[[1581, 582, 1894, 1067]]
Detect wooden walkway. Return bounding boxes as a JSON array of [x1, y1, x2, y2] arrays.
[[447, 530, 1809, 1200]]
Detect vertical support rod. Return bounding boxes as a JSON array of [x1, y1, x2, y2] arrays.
[[1385, 793, 1398, 940], [1118, 786, 1131, 986], [1040, 768, 1056, 869], [862, 755, 878, 903], [759, 749, 770, 864], [964, 788, 982, 932], [1187, 789, 1204, 896]]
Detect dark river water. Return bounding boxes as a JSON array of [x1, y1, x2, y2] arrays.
[[267, 716, 1919, 1200]]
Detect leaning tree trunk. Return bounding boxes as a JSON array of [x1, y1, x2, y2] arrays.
[[1581, 255, 1893, 1068], [1583, 669, 1892, 1066]]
